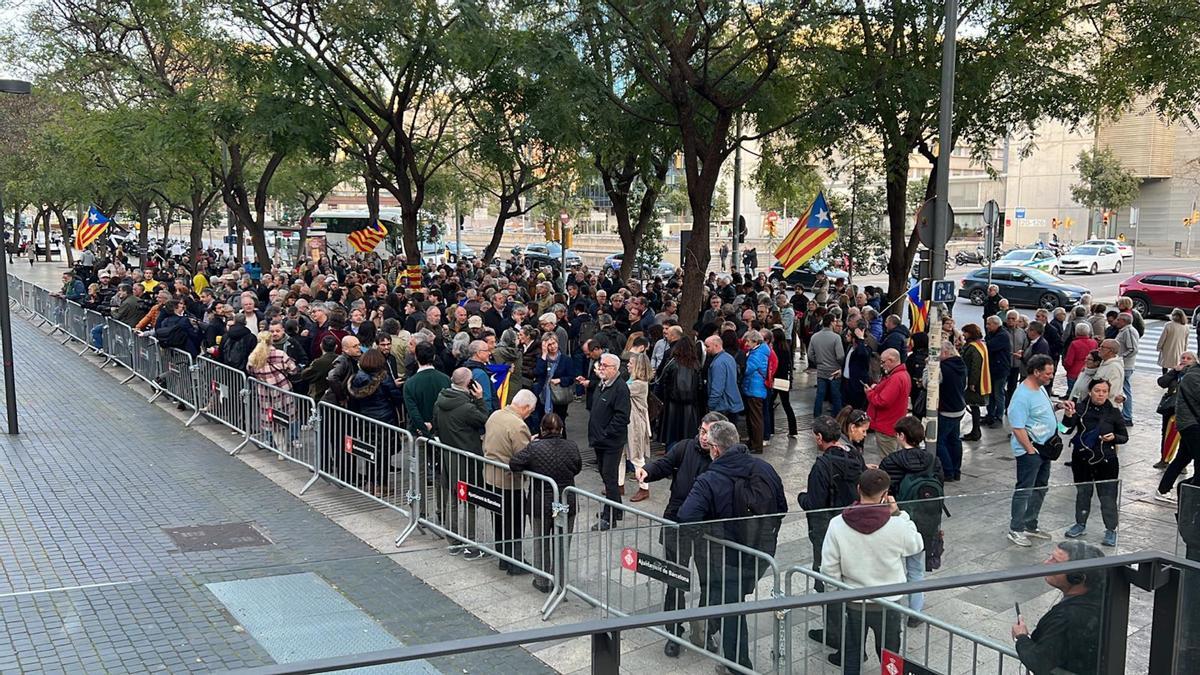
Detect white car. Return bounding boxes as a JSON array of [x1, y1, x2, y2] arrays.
[[998, 248, 1061, 276], [1059, 244, 1123, 274], [1083, 238, 1133, 258]]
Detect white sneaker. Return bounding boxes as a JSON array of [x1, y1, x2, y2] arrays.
[[1025, 528, 1053, 540], [1154, 492, 1178, 504], [1007, 530, 1032, 547]]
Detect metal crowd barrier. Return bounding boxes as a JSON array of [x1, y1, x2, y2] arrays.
[[149, 347, 199, 416], [316, 401, 418, 522], [105, 319, 135, 371], [61, 300, 88, 348], [193, 355, 249, 438], [128, 331, 162, 387], [84, 308, 106, 354], [404, 437, 564, 618], [243, 379, 318, 491]]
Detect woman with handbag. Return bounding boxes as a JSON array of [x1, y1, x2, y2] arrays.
[[1061, 379, 1128, 547], [771, 326, 798, 437], [622, 353, 654, 502], [533, 332, 576, 433], [1154, 351, 1196, 469]]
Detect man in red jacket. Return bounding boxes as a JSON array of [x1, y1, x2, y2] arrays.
[[865, 348, 911, 457]]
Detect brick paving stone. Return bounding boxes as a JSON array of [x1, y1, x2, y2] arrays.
[[0, 313, 552, 674]]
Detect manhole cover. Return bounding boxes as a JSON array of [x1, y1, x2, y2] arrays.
[[163, 522, 272, 553]]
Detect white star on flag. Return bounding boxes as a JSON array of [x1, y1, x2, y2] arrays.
[[815, 208, 829, 224]]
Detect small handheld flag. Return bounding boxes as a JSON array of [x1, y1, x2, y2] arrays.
[[347, 220, 389, 253], [74, 206, 111, 251], [906, 283, 928, 334], [774, 190, 837, 275], [485, 363, 512, 405]]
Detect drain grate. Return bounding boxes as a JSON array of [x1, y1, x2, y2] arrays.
[[163, 522, 272, 552]]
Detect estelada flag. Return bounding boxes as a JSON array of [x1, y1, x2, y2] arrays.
[[74, 206, 111, 250], [484, 363, 511, 405], [906, 283, 928, 334], [773, 190, 837, 275], [347, 220, 388, 253]]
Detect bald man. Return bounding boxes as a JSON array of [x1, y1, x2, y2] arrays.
[[865, 348, 912, 457]]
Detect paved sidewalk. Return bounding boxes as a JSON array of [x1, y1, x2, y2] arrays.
[[0, 313, 550, 674]]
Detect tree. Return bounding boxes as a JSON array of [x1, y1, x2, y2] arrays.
[[577, 0, 814, 327], [1071, 148, 1141, 237]]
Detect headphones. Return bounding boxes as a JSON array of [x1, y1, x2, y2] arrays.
[[1057, 541, 1105, 587]]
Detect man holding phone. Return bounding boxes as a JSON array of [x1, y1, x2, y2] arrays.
[[1008, 354, 1074, 547], [1012, 542, 1104, 674]]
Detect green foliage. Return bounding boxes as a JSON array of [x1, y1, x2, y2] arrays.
[[1071, 148, 1142, 212]]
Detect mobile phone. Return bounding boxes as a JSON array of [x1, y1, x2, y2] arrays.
[[1014, 602, 1021, 618]]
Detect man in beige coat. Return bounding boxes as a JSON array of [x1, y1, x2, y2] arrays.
[[483, 389, 536, 575]]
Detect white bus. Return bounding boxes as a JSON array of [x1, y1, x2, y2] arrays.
[[303, 208, 406, 259]]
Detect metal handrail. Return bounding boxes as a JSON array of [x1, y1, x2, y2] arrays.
[[227, 550, 1200, 675]]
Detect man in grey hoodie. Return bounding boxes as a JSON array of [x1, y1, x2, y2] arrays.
[[807, 314, 845, 417]]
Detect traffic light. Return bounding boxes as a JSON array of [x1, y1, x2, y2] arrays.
[[1102, 213, 1109, 227], [737, 215, 748, 244]]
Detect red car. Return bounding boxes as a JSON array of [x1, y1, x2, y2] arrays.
[[1119, 272, 1200, 318]]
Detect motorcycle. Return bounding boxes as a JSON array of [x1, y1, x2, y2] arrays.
[[955, 244, 1002, 266]]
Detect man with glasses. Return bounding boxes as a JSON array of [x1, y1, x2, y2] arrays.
[[463, 340, 497, 412], [1008, 354, 1075, 547], [588, 353, 631, 530]]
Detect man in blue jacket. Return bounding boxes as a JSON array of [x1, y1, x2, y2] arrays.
[[881, 315, 910, 362], [678, 420, 787, 671], [984, 316, 1012, 427], [704, 336, 743, 424], [742, 331, 770, 453]]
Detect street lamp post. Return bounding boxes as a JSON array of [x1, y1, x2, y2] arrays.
[[0, 78, 32, 434]]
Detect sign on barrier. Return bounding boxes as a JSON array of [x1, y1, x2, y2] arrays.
[[105, 319, 135, 370], [194, 355, 247, 435], [244, 378, 316, 477], [456, 480, 503, 513], [620, 547, 690, 590], [316, 401, 415, 516]]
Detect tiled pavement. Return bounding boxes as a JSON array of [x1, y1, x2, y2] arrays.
[[5, 262, 1192, 674], [0, 312, 551, 674]]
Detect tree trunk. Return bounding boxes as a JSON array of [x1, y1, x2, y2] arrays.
[[137, 201, 152, 260], [678, 198, 715, 332], [189, 204, 205, 272], [52, 207, 75, 267], [39, 209, 52, 263], [482, 196, 515, 264]]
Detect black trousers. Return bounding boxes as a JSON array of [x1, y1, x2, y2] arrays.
[[490, 486, 524, 564], [811, 534, 843, 647], [1161, 426, 1200, 495], [662, 532, 712, 637], [595, 448, 623, 522], [842, 604, 901, 675], [1071, 456, 1119, 530]]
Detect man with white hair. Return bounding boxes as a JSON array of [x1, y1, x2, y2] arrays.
[[588, 352, 631, 530], [538, 312, 569, 356], [463, 339, 497, 412], [1114, 312, 1139, 425], [483, 389, 536, 574]]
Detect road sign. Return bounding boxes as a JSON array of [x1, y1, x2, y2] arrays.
[[1130, 206, 1139, 227], [982, 199, 1000, 227], [223, 235, 237, 244], [915, 198, 954, 250], [1014, 207, 1026, 219], [932, 280, 955, 303]]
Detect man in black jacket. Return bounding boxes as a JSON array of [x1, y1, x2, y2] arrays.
[[797, 415, 866, 649], [636, 412, 727, 655], [983, 316, 1012, 427], [588, 353, 631, 530], [1012, 541, 1103, 674], [431, 367, 490, 560]]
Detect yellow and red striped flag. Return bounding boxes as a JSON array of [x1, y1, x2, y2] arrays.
[[1163, 416, 1181, 463], [74, 206, 111, 250], [347, 220, 388, 253], [773, 190, 837, 275]]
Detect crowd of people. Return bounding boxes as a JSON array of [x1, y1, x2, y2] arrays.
[[45, 240, 1200, 675]]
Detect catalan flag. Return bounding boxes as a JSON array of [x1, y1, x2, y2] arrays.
[[773, 190, 837, 275], [906, 283, 927, 334], [485, 363, 512, 406], [1163, 416, 1181, 464], [74, 206, 111, 251], [347, 220, 388, 253], [966, 340, 991, 396]]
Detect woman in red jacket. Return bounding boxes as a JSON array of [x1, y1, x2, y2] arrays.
[[1062, 322, 1098, 396]]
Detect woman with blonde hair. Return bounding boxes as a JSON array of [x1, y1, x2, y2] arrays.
[[622, 352, 654, 502], [246, 331, 299, 458], [1158, 308, 1190, 375]]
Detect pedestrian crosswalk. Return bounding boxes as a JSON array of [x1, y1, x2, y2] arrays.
[[1134, 321, 1198, 374]]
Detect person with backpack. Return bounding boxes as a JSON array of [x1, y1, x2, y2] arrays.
[[797, 414, 866, 650], [821, 469, 924, 674], [678, 420, 787, 672], [879, 416, 945, 625]]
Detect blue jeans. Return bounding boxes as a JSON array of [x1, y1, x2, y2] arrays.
[[936, 414, 962, 478], [814, 377, 842, 418], [904, 551, 926, 611], [1010, 451, 1052, 532], [90, 324, 104, 350], [987, 378, 1007, 420], [1122, 368, 1134, 421]]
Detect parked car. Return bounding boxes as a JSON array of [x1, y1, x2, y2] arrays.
[[1119, 272, 1200, 318], [1083, 238, 1133, 258], [768, 259, 849, 289], [997, 248, 1061, 276], [511, 242, 582, 267], [959, 266, 1089, 310], [603, 253, 676, 278], [1058, 243, 1123, 275], [421, 241, 476, 260]]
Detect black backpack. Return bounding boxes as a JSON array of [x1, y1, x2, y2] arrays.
[[825, 452, 864, 509], [730, 470, 783, 561], [898, 462, 946, 539]]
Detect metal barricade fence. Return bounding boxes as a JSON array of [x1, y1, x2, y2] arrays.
[[61, 300, 88, 346], [782, 565, 1027, 675], [105, 319, 135, 371], [149, 347, 199, 414], [406, 437, 563, 618], [84, 308, 106, 355], [243, 378, 318, 490], [316, 401, 418, 522], [129, 331, 163, 388], [29, 284, 53, 326], [192, 356, 249, 439]]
